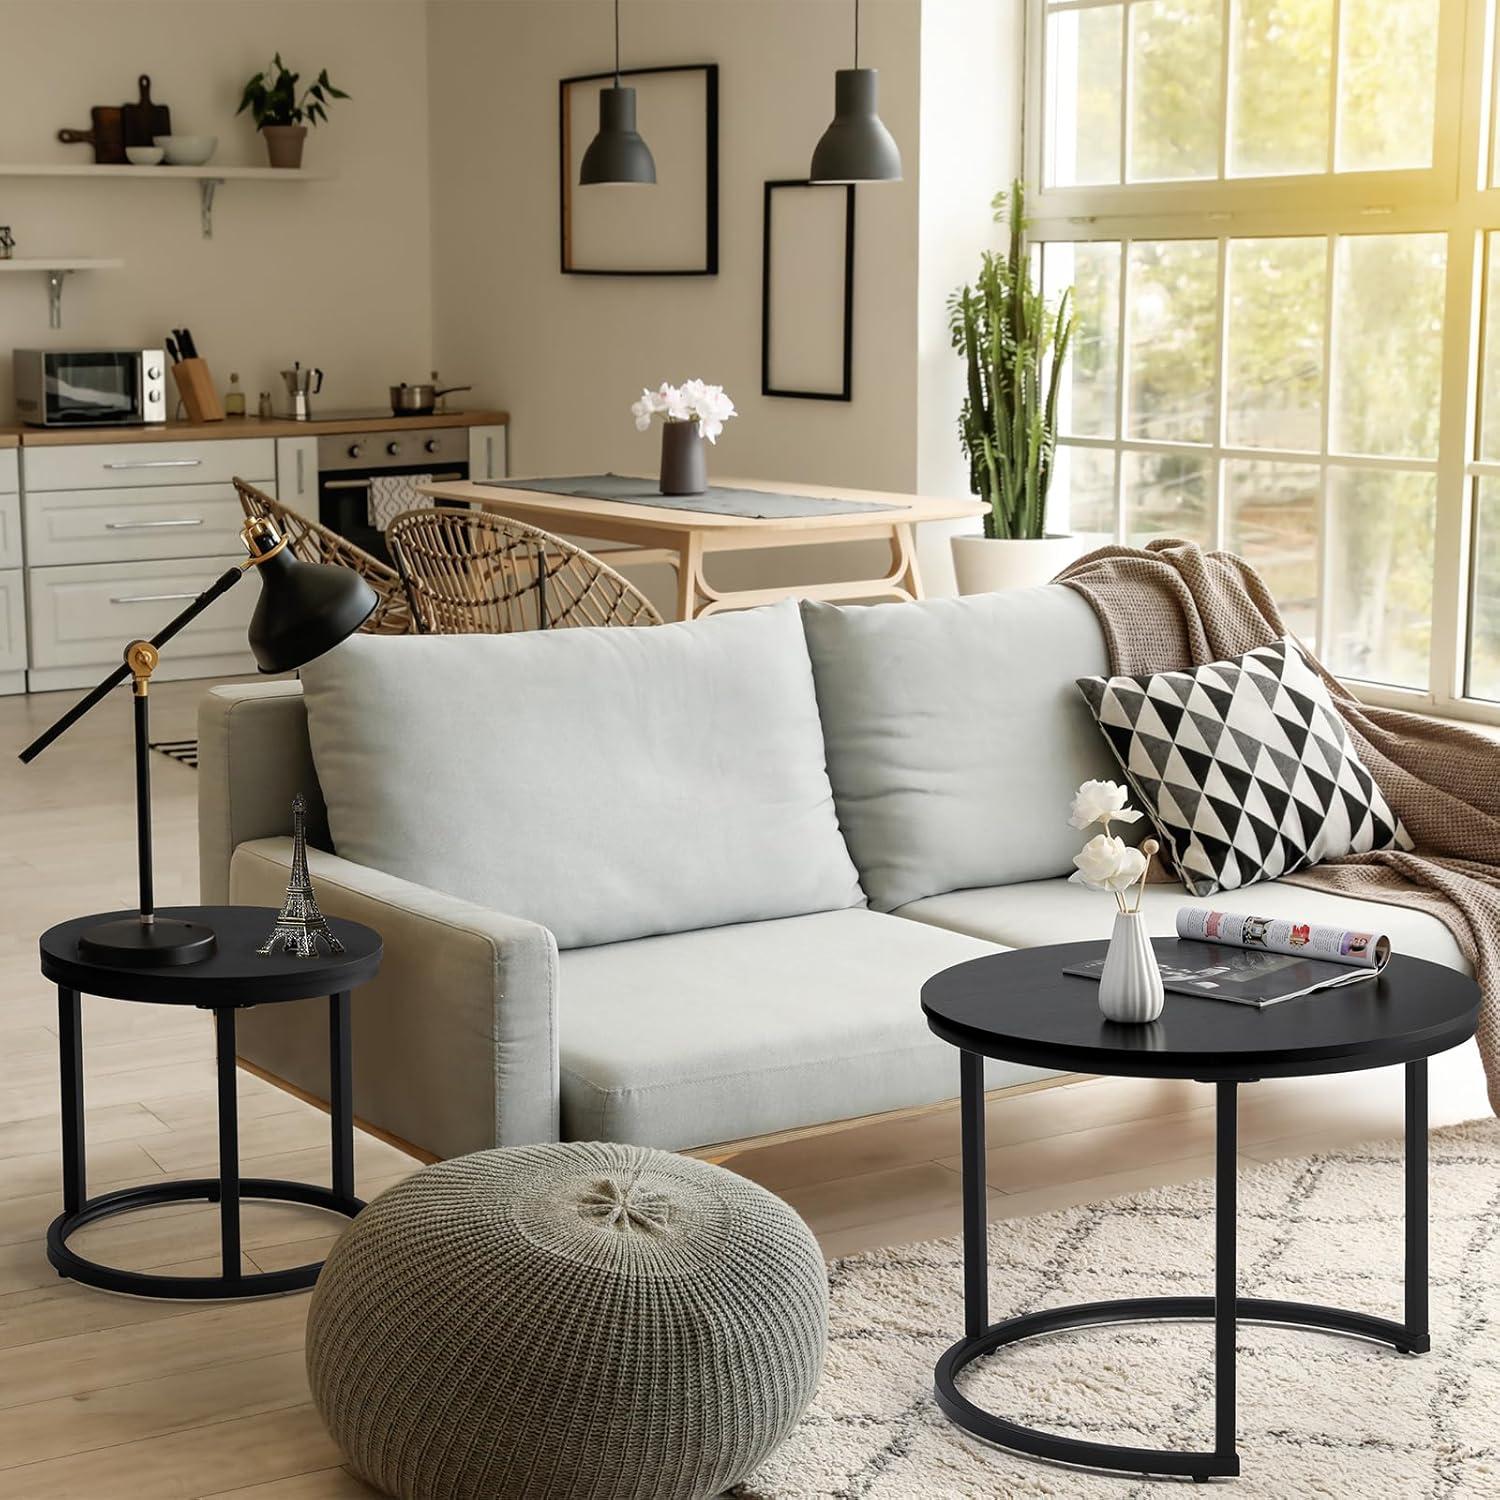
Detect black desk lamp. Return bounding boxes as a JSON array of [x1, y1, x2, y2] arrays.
[[19, 515, 377, 967]]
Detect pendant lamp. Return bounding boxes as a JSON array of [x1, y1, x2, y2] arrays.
[[580, 0, 656, 185], [810, 0, 903, 184]]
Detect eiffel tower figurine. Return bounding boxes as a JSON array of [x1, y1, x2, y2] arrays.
[[258, 795, 344, 958]]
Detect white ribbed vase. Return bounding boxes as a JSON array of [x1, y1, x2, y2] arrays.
[[1098, 911, 1165, 1024]]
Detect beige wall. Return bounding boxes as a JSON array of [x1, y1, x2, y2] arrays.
[[0, 0, 433, 416]]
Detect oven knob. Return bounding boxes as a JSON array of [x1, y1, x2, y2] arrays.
[[387, 441, 402, 456], [424, 439, 440, 454], [347, 443, 363, 459], [146, 365, 161, 381]]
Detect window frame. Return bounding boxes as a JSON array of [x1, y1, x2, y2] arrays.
[[1024, 0, 1500, 725]]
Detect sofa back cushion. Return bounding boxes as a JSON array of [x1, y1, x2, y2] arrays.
[[801, 587, 1118, 911], [300, 599, 865, 949]]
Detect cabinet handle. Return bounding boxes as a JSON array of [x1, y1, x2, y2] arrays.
[[105, 517, 205, 530], [485, 436, 494, 477], [109, 591, 201, 604], [296, 447, 306, 496], [101, 457, 203, 470]]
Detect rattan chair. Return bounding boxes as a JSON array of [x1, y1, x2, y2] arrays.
[[233, 478, 413, 636], [385, 507, 663, 634]]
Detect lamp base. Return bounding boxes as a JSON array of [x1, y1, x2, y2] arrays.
[[76, 915, 217, 968]]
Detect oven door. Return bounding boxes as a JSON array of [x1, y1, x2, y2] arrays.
[[44, 351, 145, 425], [319, 461, 470, 565]]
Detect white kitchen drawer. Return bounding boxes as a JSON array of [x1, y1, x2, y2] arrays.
[[22, 438, 275, 493], [25, 483, 253, 567], [0, 568, 25, 673], [0, 493, 21, 570], [27, 555, 256, 670], [0, 450, 16, 495]]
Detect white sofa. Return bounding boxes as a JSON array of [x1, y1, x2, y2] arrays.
[[198, 588, 1470, 1160]]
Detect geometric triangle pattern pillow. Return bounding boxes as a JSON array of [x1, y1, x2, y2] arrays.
[[1077, 637, 1412, 897]]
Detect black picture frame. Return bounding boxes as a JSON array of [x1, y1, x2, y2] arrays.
[[558, 63, 720, 276], [761, 179, 856, 402]]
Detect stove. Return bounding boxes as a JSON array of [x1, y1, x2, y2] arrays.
[[315, 422, 471, 562]]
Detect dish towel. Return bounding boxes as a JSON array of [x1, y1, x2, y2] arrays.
[[367, 473, 431, 532]]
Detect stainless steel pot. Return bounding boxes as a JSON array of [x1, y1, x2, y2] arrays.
[[389, 382, 471, 416]]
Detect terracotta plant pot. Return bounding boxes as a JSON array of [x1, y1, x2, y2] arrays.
[[262, 124, 308, 169], [949, 533, 1088, 594]]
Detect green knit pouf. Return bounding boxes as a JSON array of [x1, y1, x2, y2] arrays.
[[306, 1142, 828, 1500]]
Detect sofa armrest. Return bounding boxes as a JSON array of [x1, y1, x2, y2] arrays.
[[230, 837, 560, 1159]]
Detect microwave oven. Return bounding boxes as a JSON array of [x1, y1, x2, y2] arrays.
[[13, 348, 168, 427]]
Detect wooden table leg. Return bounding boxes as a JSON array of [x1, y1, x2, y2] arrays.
[[894, 523, 924, 599], [675, 533, 705, 621]]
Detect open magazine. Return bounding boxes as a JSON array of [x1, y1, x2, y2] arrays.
[[1064, 907, 1393, 1008]]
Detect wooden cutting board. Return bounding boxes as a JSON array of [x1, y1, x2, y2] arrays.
[[57, 106, 126, 164], [122, 75, 171, 149]]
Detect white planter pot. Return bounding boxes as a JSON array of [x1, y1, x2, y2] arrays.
[[950, 534, 1087, 595], [1098, 911, 1166, 1024]]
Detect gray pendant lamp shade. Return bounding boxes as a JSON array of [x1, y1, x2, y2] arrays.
[[810, 67, 902, 183], [810, 0, 902, 184], [580, 84, 656, 185], [579, 0, 656, 186]]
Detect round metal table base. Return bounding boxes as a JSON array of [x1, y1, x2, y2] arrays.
[[935, 1293, 1426, 1482], [47, 1178, 365, 1300]]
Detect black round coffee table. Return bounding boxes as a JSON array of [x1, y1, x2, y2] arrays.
[[921, 938, 1479, 1482], [41, 904, 382, 1300]]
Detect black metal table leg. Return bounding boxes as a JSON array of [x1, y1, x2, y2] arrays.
[[216, 1006, 241, 1282], [57, 986, 85, 1219], [960, 1050, 987, 1339], [330, 991, 354, 1205], [1405, 1059, 1430, 1353], [1215, 1080, 1238, 1471]]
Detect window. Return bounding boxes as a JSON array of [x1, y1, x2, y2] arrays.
[[1026, 0, 1500, 719]]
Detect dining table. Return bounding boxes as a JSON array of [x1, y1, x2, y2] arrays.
[[416, 473, 987, 621]]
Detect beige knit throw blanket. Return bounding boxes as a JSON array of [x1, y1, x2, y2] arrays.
[[1056, 537, 1500, 1113]]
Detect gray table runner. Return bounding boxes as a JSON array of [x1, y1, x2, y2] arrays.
[[477, 474, 900, 519]]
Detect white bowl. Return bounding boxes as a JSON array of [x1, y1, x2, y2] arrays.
[[154, 135, 217, 166], [125, 146, 165, 166]]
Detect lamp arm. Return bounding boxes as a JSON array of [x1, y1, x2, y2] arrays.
[[18, 563, 245, 764]]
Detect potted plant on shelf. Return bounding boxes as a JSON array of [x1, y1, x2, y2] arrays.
[[631, 380, 737, 496], [948, 182, 1080, 593], [237, 54, 349, 169]]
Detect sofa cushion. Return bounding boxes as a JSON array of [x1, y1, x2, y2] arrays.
[[299, 600, 864, 950], [1078, 637, 1410, 896], [800, 587, 1118, 911], [557, 908, 1055, 1149], [896, 877, 1470, 975]]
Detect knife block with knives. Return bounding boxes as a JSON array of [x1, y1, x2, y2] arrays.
[[167, 328, 223, 423]]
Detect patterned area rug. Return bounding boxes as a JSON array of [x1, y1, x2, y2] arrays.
[[740, 1119, 1500, 1498]]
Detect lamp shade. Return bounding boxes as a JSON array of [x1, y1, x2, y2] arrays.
[[247, 548, 378, 674], [580, 84, 657, 185], [810, 68, 902, 184]]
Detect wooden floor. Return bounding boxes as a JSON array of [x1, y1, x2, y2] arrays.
[[0, 676, 1489, 1498]]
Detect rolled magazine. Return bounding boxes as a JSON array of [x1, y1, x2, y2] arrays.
[[1175, 907, 1390, 972]]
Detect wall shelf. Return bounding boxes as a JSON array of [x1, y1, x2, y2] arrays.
[[0, 163, 333, 238], [0, 258, 124, 328]]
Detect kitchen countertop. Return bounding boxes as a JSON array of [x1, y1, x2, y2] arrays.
[[0, 410, 508, 446]]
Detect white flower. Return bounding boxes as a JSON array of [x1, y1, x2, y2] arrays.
[[632, 379, 737, 442], [1068, 779, 1143, 831], [1070, 834, 1148, 892]]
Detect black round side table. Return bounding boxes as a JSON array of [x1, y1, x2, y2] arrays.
[[40, 904, 382, 1300], [921, 938, 1480, 1483]]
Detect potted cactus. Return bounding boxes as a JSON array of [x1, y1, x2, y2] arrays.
[[948, 182, 1081, 593]]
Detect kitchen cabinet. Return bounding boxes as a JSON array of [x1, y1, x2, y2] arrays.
[[0, 451, 23, 693], [21, 436, 275, 691], [468, 424, 508, 481], [275, 436, 319, 511], [23, 437, 275, 493], [26, 554, 258, 691]]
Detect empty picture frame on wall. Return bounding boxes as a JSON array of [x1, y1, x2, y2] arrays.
[[761, 180, 855, 401], [559, 63, 719, 275]]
